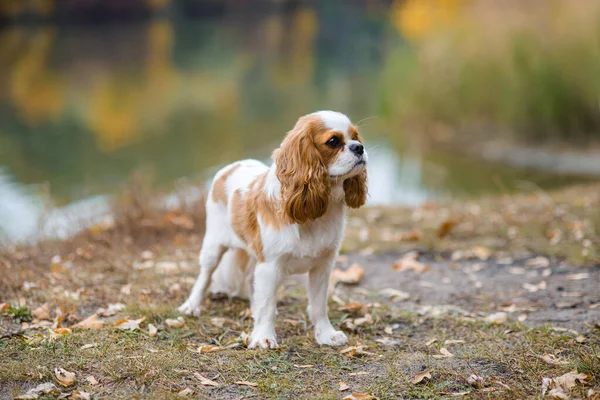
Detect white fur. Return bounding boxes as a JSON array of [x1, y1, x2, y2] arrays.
[[179, 111, 368, 349]]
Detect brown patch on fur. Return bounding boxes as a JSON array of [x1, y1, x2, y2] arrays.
[[211, 163, 241, 204], [344, 169, 368, 208], [274, 115, 332, 224], [314, 130, 345, 166], [348, 125, 361, 141], [229, 171, 286, 262]]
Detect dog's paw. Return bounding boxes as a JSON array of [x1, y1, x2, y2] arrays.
[[177, 300, 202, 317], [248, 328, 278, 349], [315, 329, 348, 346]]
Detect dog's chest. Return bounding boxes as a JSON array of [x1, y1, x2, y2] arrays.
[[261, 205, 345, 260]]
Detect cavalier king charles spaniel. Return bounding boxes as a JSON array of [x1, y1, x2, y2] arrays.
[[179, 111, 368, 348]]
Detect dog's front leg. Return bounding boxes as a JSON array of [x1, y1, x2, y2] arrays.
[[249, 260, 281, 349], [308, 254, 348, 346]]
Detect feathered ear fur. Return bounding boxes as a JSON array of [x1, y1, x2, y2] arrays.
[[274, 116, 330, 224], [343, 169, 367, 208]]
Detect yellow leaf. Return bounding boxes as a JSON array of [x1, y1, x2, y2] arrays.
[[412, 369, 433, 384], [54, 367, 75, 387]]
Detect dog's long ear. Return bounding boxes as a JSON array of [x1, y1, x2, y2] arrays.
[[343, 169, 367, 208], [274, 116, 330, 224]]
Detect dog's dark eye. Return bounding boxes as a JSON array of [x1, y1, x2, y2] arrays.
[[326, 136, 341, 148]]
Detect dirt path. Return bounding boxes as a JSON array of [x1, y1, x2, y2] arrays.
[[336, 251, 600, 331]]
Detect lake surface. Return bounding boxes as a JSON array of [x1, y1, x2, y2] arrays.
[[0, 4, 593, 242]]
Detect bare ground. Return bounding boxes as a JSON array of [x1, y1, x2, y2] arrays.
[[1, 183, 599, 399]]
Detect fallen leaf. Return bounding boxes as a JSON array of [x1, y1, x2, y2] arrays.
[[330, 263, 365, 288], [470, 246, 491, 261], [444, 339, 465, 345], [425, 338, 438, 346], [194, 373, 219, 386], [86, 375, 98, 385], [437, 219, 457, 238], [467, 373, 484, 388], [72, 314, 104, 330], [176, 388, 194, 396], [54, 368, 75, 387], [484, 312, 508, 325], [547, 389, 569, 399], [526, 256, 550, 268], [0, 303, 8, 313], [398, 231, 422, 241], [115, 317, 146, 331], [343, 393, 378, 400], [378, 288, 410, 301], [384, 325, 393, 335], [196, 344, 222, 353], [148, 324, 158, 337], [575, 335, 587, 343], [433, 347, 454, 358], [523, 281, 547, 293], [293, 364, 314, 368], [33, 303, 51, 321], [165, 317, 185, 328], [339, 381, 350, 391], [69, 391, 91, 400], [393, 252, 430, 273], [518, 314, 528, 322], [15, 382, 58, 399], [340, 343, 377, 357], [235, 381, 258, 388], [81, 343, 97, 350], [120, 284, 132, 295], [339, 302, 367, 313], [555, 370, 591, 390], [412, 369, 433, 384], [541, 354, 569, 365], [97, 303, 125, 317], [566, 273, 589, 281]]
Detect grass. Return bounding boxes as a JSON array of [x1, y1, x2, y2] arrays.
[[1, 181, 599, 398], [384, 1, 600, 144]]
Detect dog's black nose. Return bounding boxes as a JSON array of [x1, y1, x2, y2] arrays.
[[350, 143, 364, 155]]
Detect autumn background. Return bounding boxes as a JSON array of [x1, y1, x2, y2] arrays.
[[0, 1, 599, 399]]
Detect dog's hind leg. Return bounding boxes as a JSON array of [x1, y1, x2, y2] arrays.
[[178, 240, 227, 316], [209, 248, 253, 300]]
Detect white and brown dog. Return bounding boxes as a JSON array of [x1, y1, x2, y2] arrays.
[[179, 111, 368, 349]]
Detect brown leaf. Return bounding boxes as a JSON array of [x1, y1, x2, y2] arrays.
[[340, 343, 377, 357], [175, 388, 194, 397], [437, 219, 457, 238], [526, 256, 550, 268], [412, 369, 433, 384], [235, 381, 258, 388], [72, 314, 104, 330], [54, 368, 75, 387], [398, 231, 422, 241], [69, 391, 91, 400], [393, 252, 430, 273], [33, 303, 51, 321], [339, 381, 350, 391], [148, 324, 158, 337], [196, 344, 222, 353], [541, 354, 569, 366], [330, 263, 365, 288], [339, 302, 367, 314], [0, 303, 8, 313], [96, 303, 125, 317], [378, 288, 410, 301], [467, 374, 484, 388], [555, 370, 591, 390], [194, 373, 219, 386]]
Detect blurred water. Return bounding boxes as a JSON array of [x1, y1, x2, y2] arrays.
[[0, 4, 593, 242]]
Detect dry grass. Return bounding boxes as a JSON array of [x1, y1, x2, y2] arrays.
[[1, 182, 599, 398]]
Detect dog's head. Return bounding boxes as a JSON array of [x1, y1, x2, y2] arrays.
[[273, 111, 368, 223]]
